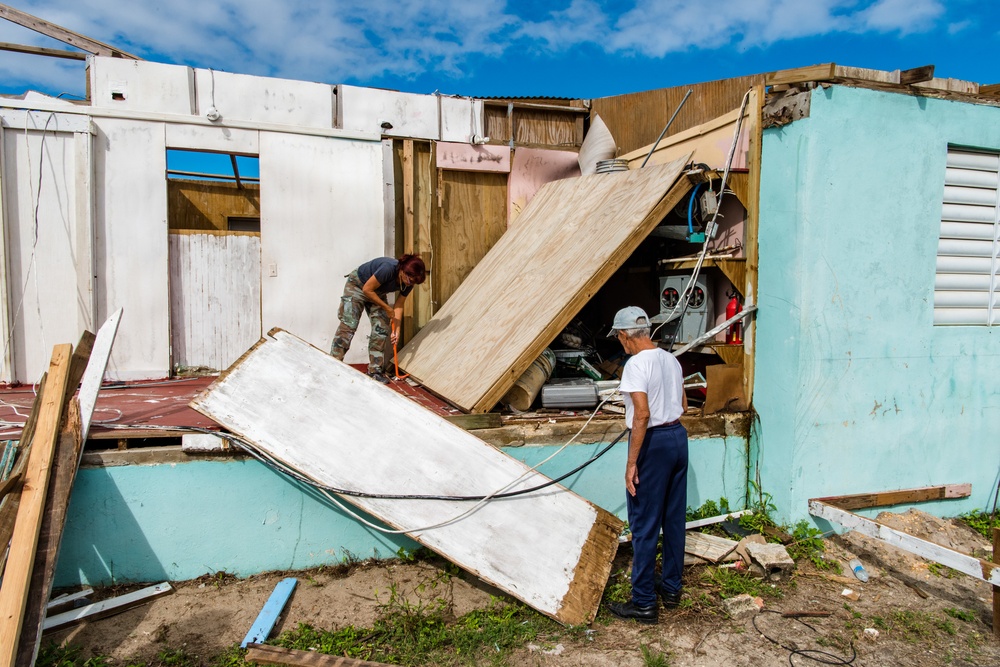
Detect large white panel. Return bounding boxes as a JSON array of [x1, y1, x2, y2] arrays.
[[90, 58, 195, 115], [94, 118, 171, 379], [337, 85, 439, 139], [165, 124, 259, 154], [945, 167, 998, 189], [169, 233, 261, 371], [259, 133, 384, 361], [195, 69, 333, 128], [1, 127, 82, 382], [947, 150, 1000, 172], [943, 185, 997, 207]]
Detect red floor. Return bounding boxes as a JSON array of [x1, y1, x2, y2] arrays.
[[0, 364, 458, 440]]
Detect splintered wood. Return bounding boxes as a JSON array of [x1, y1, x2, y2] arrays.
[[396, 156, 692, 413], [191, 330, 623, 625]]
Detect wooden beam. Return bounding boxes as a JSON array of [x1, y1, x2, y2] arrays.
[[0, 42, 87, 60], [765, 63, 837, 87], [78, 309, 122, 443], [42, 582, 172, 632], [0, 4, 139, 59], [401, 140, 415, 342], [814, 484, 971, 511], [246, 644, 401, 667], [684, 509, 750, 530], [0, 343, 73, 667], [443, 413, 501, 430], [899, 65, 935, 86], [684, 532, 738, 563], [743, 84, 764, 407], [809, 500, 1000, 587], [979, 83, 1000, 97], [15, 402, 82, 667]]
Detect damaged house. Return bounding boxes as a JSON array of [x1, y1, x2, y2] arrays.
[[0, 23, 999, 638]]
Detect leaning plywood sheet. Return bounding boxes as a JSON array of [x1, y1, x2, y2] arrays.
[[190, 330, 622, 625], [397, 156, 692, 413]]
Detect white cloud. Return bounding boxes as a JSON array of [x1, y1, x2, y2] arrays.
[[0, 0, 954, 96]]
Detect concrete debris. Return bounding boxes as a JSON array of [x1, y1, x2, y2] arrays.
[[863, 627, 880, 641], [744, 542, 796, 580], [842, 588, 861, 601], [735, 534, 767, 565], [721, 594, 763, 619]]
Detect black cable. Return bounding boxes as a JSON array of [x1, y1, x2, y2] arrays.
[[172, 425, 629, 502], [752, 609, 856, 666]]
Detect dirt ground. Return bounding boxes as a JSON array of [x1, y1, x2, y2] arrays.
[[47, 509, 1000, 667]]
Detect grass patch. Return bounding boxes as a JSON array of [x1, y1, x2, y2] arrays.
[[945, 607, 977, 622], [958, 510, 1000, 541], [928, 562, 961, 579], [271, 594, 556, 666], [37, 644, 111, 667], [640, 644, 671, 666], [703, 567, 783, 600], [603, 567, 632, 604]]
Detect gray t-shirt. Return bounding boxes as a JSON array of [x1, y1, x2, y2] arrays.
[[357, 257, 413, 297]]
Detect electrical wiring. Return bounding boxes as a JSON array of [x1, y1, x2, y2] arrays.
[[752, 610, 857, 666], [96, 394, 628, 535], [651, 89, 753, 347]]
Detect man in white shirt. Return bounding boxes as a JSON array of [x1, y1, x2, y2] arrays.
[[606, 306, 689, 624]]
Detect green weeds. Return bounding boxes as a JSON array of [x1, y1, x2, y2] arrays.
[[640, 644, 671, 667], [702, 567, 783, 600], [958, 510, 1000, 541]]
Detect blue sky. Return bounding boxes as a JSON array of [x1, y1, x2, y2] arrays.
[[0, 0, 997, 100]]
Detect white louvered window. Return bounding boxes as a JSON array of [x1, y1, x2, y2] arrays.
[[934, 148, 1000, 325]]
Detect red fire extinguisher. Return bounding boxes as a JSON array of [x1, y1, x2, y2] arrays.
[[726, 289, 743, 345]]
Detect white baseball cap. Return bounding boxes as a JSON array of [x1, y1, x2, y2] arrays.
[[607, 306, 651, 337]]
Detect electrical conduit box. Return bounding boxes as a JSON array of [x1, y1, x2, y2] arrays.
[[659, 274, 713, 344]]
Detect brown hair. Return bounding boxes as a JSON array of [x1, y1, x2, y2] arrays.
[[398, 254, 426, 284]]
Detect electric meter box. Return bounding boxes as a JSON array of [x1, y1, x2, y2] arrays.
[[659, 274, 713, 344]]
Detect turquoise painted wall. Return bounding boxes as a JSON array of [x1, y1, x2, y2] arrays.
[[755, 85, 1000, 525], [55, 433, 746, 586]]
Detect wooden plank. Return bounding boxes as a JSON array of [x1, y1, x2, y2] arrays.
[[399, 157, 691, 413], [0, 344, 73, 667], [46, 588, 92, 611], [413, 143, 435, 333], [619, 108, 741, 167], [743, 84, 763, 405], [42, 582, 173, 632], [808, 500, 1000, 587], [899, 65, 935, 86], [241, 577, 297, 648], [190, 330, 622, 625], [765, 63, 837, 87], [0, 4, 139, 59], [443, 413, 502, 430], [0, 42, 87, 60], [15, 402, 82, 667], [401, 140, 415, 341], [814, 484, 972, 511], [246, 644, 400, 667], [684, 532, 739, 563], [979, 83, 1000, 97], [684, 510, 749, 530], [78, 309, 122, 443], [432, 170, 508, 310]]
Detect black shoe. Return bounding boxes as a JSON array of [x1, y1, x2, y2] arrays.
[[655, 582, 682, 609], [368, 371, 390, 384], [607, 600, 658, 624]]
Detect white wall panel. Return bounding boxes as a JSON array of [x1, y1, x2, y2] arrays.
[[169, 233, 261, 371], [94, 118, 171, 379], [337, 85, 439, 138], [194, 69, 333, 128], [440, 96, 482, 143], [90, 58, 195, 115], [0, 124, 84, 382], [165, 124, 259, 154], [259, 133, 383, 362]]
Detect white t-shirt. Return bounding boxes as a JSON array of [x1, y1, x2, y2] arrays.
[[619, 347, 685, 429]]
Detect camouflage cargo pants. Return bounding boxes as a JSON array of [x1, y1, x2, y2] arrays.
[[330, 271, 390, 374]]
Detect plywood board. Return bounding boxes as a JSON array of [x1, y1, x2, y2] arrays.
[[620, 109, 748, 171], [398, 156, 692, 413], [190, 330, 622, 625], [436, 142, 510, 173], [508, 148, 581, 227]]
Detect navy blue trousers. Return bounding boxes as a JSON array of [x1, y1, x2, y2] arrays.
[[626, 423, 688, 606]]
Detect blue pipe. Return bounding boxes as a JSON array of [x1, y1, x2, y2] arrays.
[[687, 183, 705, 238]]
